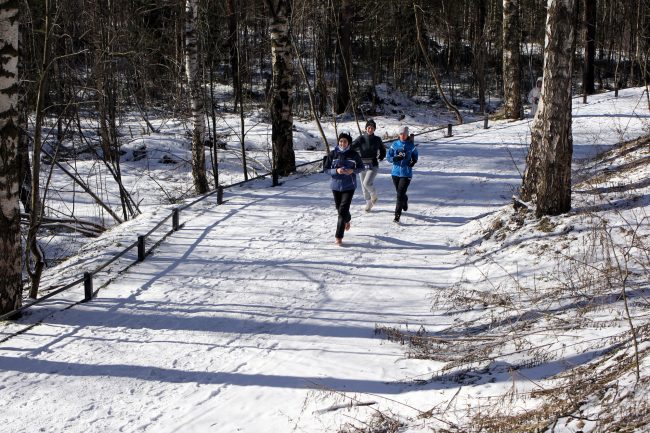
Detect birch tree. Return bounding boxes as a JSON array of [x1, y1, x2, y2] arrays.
[[0, 0, 22, 314], [185, 0, 209, 194], [264, 0, 296, 176], [503, 0, 522, 119], [521, 0, 577, 217]]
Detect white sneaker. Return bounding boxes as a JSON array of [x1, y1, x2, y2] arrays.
[[365, 200, 373, 212]]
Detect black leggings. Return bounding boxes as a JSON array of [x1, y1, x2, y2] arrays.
[[332, 190, 355, 238], [391, 176, 411, 217]]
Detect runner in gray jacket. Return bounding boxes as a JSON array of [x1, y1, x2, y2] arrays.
[[351, 119, 386, 212]]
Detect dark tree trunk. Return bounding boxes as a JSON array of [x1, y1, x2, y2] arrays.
[[315, 19, 328, 117], [17, 103, 31, 213], [583, 0, 596, 94], [474, 0, 487, 112], [503, 0, 522, 119], [335, 0, 352, 114], [226, 0, 241, 112]]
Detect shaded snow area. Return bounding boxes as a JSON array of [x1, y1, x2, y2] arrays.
[[2, 88, 650, 433]]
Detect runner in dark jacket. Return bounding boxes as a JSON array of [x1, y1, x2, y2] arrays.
[[324, 132, 364, 245], [351, 119, 386, 212]]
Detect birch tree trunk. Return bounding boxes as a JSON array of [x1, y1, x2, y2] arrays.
[[474, 0, 487, 113], [503, 0, 522, 119], [0, 0, 22, 314], [185, 0, 209, 194], [521, 0, 577, 217], [265, 0, 296, 176], [583, 0, 596, 95]]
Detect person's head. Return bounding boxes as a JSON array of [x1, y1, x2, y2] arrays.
[[536, 77, 543, 88], [397, 125, 409, 140], [365, 119, 376, 135], [338, 132, 353, 148]]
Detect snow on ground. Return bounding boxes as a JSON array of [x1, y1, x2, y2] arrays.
[[1, 88, 650, 433]]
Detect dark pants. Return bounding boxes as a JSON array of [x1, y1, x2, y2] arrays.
[[333, 190, 354, 238], [391, 176, 411, 218]]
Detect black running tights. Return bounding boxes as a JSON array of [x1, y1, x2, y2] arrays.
[[332, 189, 354, 239], [391, 176, 411, 217]]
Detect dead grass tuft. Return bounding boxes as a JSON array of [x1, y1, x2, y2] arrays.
[[337, 412, 403, 433]]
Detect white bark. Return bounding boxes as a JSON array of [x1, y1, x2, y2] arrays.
[[185, 0, 208, 194], [0, 0, 22, 314], [521, 0, 576, 216], [267, 0, 296, 176]]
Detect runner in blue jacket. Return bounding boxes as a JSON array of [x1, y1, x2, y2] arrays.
[[386, 126, 418, 223], [324, 132, 364, 245]]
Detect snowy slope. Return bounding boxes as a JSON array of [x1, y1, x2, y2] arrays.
[[1, 88, 649, 433]]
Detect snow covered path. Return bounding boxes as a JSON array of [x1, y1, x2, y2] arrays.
[[1, 89, 648, 433]]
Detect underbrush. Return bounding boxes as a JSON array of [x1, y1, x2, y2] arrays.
[[364, 135, 650, 432]]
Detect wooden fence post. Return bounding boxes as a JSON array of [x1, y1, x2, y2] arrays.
[[138, 236, 145, 262], [83, 272, 93, 302]]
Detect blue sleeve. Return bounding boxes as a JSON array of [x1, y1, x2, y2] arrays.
[[386, 144, 396, 163], [325, 152, 340, 176]]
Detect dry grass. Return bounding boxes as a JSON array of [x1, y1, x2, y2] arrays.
[[366, 134, 650, 432], [337, 412, 403, 433]]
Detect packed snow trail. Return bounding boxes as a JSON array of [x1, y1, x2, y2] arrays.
[[1, 134, 488, 432], [1, 88, 648, 433]]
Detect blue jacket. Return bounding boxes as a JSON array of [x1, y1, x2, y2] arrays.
[[387, 139, 418, 178], [325, 145, 364, 191]]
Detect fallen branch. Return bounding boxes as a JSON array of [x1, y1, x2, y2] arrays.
[[512, 195, 532, 211], [20, 213, 105, 237], [40, 148, 124, 224], [314, 401, 377, 415]]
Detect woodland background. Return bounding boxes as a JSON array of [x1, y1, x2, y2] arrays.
[[1, 0, 649, 310]]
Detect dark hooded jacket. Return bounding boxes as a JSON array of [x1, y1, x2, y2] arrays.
[[351, 134, 386, 168]]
